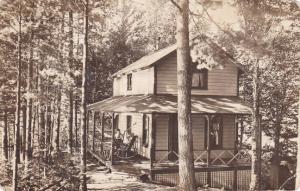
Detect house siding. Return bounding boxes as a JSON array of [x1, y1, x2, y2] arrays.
[[155, 114, 236, 161], [156, 55, 238, 96], [155, 114, 169, 160], [192, 114, 205, 150], [113, 67, 154, 96]]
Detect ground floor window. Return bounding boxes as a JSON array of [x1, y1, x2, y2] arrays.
[[142, 114, 149, 147], [210, 116, 223, 149], [126, 115, 132, 130], [205, 115, 223, 149]]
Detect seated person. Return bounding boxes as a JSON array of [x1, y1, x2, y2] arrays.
[[123, 128, 133, 146], [114, 129, 123, 148]]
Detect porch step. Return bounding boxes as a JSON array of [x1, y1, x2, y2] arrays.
[[111, 160, 151, 177]]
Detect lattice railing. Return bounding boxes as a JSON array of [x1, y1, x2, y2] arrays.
[[154, 149, 251, 167], [153, 151, 179, 167]]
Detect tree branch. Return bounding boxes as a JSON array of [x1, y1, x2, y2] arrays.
[[195, 0, 237, 39], [170, 0, 182, 12]]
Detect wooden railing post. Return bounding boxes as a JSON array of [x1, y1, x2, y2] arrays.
[[92, 111, 97, 152], [111, 112, 115, 165], [150, 113, 156, 180], [206, 115, 211, 187], [233, 115, 239, 191]]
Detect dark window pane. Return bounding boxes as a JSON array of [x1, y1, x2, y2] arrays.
[[192, 69, 208, 89], [127, 74, 132, 90]]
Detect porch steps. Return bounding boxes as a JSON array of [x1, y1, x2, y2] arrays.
[[111, 160, 151, 177]]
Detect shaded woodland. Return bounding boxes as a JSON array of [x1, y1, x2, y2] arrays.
[[0, 0, 299, 190]]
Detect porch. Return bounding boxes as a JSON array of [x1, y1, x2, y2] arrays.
[[86, 95, 252, 190]]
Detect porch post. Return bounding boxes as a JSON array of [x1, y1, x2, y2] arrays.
[[233, 115, 239, 191], [150, 113, 156, 180], [100, 112, 104, 152], [86, 110, 90, 149], [206, 115, 211, 187], [92, 111, 97, 152], [111, 112, 115, 165]]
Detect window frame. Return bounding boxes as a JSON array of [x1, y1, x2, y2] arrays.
[[142, 114, 149, 147], [204, 115, 223, 150], [191, 68, 208, 90], [126, 115, 132, 130], [127, 73, 132, 91]]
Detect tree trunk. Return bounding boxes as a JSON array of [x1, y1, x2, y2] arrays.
[[75, 98, 78, 149], [79, 1, 88, 190], [43, 80, 49, 178], [295, 85, 300, 189], [52, 9, 65, 155], [2, 109, 9, 160], [270, 106, 281, 189], [53, 87, 61, 154], [25, 45, 34, 168], [22, 106, 26, 162], [31, 106, 36, 155], [68, 92, 73, 153], [176, 0, 196, 190], [68, 8, 74, 154], [13, 5, 22, 190], [249, 61, 261, 191]]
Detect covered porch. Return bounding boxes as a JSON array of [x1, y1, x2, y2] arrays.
[[86, 94, 252, 190]]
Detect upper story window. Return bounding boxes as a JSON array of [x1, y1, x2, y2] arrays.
[[127, 74, 132, 90], [192, 69, 208, 90]]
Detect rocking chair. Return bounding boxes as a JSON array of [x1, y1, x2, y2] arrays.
[[115, 135, 138, 159]]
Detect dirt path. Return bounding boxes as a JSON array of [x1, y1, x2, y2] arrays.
[[86, 163, 175, 191]]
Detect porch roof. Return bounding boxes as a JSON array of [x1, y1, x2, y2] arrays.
[[87, 95, 252, 114]]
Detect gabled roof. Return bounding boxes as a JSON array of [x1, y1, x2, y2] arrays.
[[112, 36, 244, 78], [112, 45, 177, 77], [87, 95, 252, 114]]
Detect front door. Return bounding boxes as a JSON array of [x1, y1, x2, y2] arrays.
[[168, 114, 178, 161]]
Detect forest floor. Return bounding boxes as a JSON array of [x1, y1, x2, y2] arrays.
[[85, 160, 222, 191], [86, 162, 176, 191]]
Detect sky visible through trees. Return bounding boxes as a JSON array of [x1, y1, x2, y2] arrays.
[[0, 0, 299, 190]]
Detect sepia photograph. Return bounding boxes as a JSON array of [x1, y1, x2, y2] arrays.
[[0, 0, 299, 190]]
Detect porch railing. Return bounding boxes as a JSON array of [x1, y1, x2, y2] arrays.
[[154, 148, 251, 167]]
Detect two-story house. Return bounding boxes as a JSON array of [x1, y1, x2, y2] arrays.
[[87, 38, 252, 190]]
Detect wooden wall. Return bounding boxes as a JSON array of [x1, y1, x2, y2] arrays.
[[155, 114, 236, 161], [113, 67, 154, 96], [192, 114, 205, 150], [156, 55, 239, 96], [155, 114, 169, 160], [115, 113, 236, 161]]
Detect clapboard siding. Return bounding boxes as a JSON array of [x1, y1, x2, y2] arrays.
[[222, 115, 235, 149], [116, 113, 235, 160], [156, 55, 238, 96], [192, 114, 205, 150], [113, 67, 154, 96], [155, 114, 169, 160]]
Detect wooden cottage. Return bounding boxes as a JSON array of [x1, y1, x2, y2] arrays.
[[87, 41, 252, 190]]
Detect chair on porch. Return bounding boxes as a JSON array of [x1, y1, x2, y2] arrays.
[[115, 135, 138, 159]]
